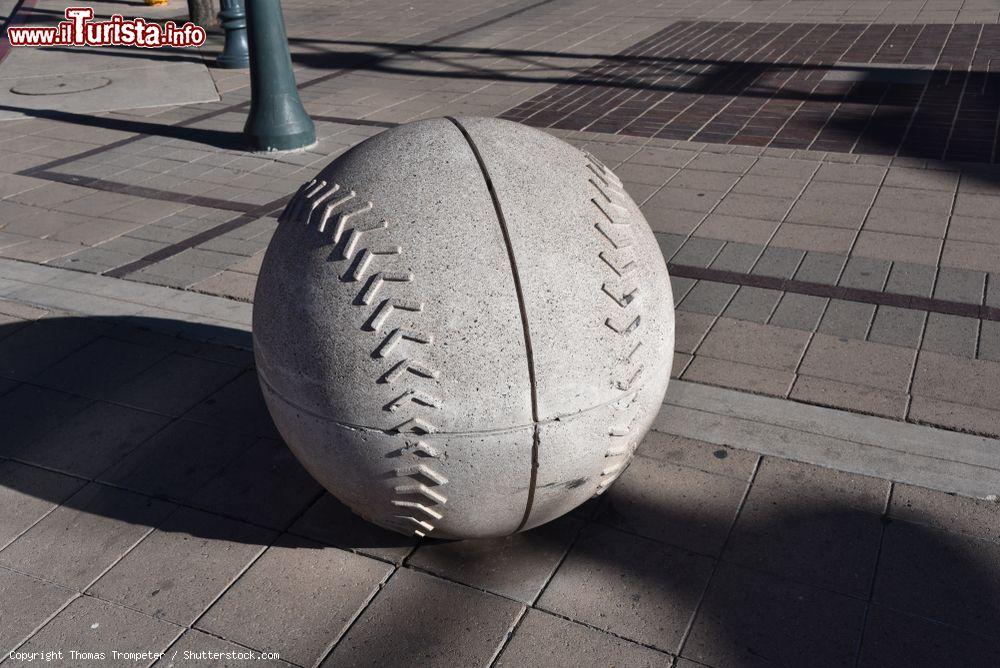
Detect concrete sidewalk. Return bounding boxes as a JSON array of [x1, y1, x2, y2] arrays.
[[1, 0, 999, 665]]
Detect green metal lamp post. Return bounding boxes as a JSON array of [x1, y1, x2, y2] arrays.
[[216, 0, 249, 69], [243, 0, 315, 151]]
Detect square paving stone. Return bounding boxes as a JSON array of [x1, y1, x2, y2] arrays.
[[921, 313, 979, 357], [0, 483, 174, 589], [323, 568, 522, 667], [99, 420, 256, 503], [911, 351, 1000, 412], [890, 483, 1000, 543], [0, 461, 87, 549], [800, 334, 916, 393], [289, 493, 417, 564], [751, 247, 804, 279], [884, 261, 937, 297], [0, 317, 108, 380], [31, 336, 169, 400], [18, 596, 181, 666], [156, 629, 295, 667], [933, 267, 986, 304], [697, 318, 810, 372], [695, 214, 778, 245], [722, 286, 781, 323], [818, 299, 876, 340], [867, 306, 927, 348], [724, 458, 886, 597], [106, 353, 245, 417], [0, 384, 90, 454], [857, 604, 1000, 668], [768, 292, 828, 331], [636, 431, 759, 481], [0, 569, 75, 655], [187, 437, 321, 530], [197, 534, 391, 667], [537, 524, 714, 653], [183, 370, 281, 439], [790, 375, 908, 419], [408, 516, 579, 603], [495, 609, 672, 667], [677, 281, 738, 316], [839, 256, 891, 291], [674, 311, 715, 354], [793, 251, 846, 284], [91, 507, 274, 625], [681, 562, 866, 668], [872, 520, 1000, 639], [710, 241, 763, 272], [596, 454, 747, 555], [8, 402, 170, 478]]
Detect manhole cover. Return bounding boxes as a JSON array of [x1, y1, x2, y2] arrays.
[[10, 75, 112, 96]]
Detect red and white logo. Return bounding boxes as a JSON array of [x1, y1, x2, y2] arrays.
[[7, 7, 206, 48]]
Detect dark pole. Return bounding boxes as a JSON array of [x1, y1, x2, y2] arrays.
[[243, 0, 315, 151], [216, 0, 249, 69]]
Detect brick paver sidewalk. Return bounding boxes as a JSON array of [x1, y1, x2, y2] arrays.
[[1, 0, 999, 665]]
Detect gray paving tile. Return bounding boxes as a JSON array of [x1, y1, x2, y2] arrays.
[[873, 520, 1000, 639], [91, 507, 273, 625], [921, 313, 979, 358], [324, 568, 521, 667], [722, 286, 781, 323], [752, 246, 804, 279], [669, 276, 696, 306], [0, 384, 90, 456], [800, 334, 916, 393], [656, 232, 686, 260], [637, 431, 759, 482], [933, 267, 986, 304], [839, 256, 891, 291], [31, 337, 169, 401], [793, 251, 846, 284], [198, 534, 391, 667], [725, 459, 886, 597], [890, 483, 1000, 544], [682, 355, 794, 396], [864, 206, 949, 238], [537, 524, 714, 653], [791, 375, 908, 419], [868, 306, 927, 348], [18, 596, 181, 666], [105, 353, 245, 417], [987, 273, 1000, 308], [858, 605, 1000, 668], [408, 517, 578, 604], [495, 609, 672, 668], [0, 317, 109, 380], [671, 237, 725, 267], [596, 454, 747, 555], [786, 199, 869, 229], [715, 193, 793, 221], [697, 318, 810, 372], [289, 493, 417, 564], [818, 299, 876, 340], [681, 562, 866, 668], [885, 261, 937, 297], [674, 310, 715, 354], [768, 292, 828, 331], [0, 568, 75, 655], [188, 437, 321, 530], [979, 320, 1000, 361], [0, 483, 173, 589], [0, 461, 85, 550], [677, 281, 738, 316], [7, 402, 170, 478], [710, 241, 763, 272]]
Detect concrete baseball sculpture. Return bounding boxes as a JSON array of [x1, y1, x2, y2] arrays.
[[253, 117, 674, 539]]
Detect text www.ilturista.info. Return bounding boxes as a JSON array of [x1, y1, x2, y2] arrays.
[[7, 7, 206, 48]]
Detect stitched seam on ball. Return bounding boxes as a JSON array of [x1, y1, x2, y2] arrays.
[[585, 152, 646, 492], [444, 116, 541, 534], [278, 179, 448, 538]]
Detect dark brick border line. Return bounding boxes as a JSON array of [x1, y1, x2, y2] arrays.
[[31, 170, 263, 213], [103, 194, 291, 278], [669, 263, 1000, 322]]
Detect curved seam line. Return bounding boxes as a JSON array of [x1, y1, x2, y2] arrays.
[[444, 116, 540, 533]]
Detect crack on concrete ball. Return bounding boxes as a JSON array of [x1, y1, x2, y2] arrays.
[[252, 116, 675, 540]]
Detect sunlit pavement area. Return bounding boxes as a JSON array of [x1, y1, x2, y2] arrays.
[[0, 0, 999, 666]]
